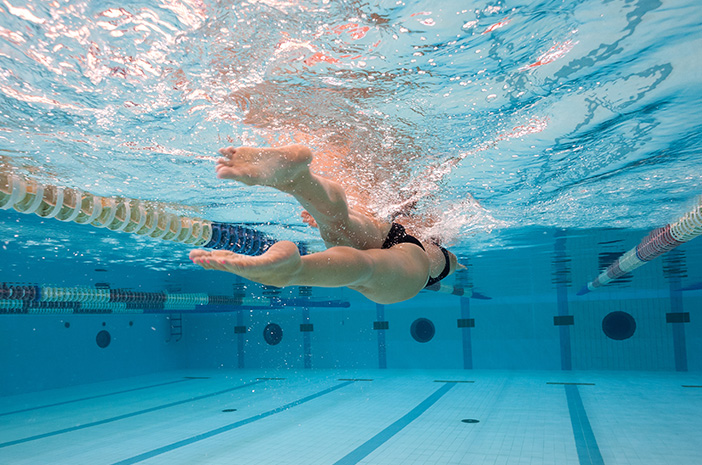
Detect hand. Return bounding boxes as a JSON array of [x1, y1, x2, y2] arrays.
[[189, 241, 303, 287]]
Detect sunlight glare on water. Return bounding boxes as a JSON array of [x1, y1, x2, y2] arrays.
[[0, 0, 701, 255]]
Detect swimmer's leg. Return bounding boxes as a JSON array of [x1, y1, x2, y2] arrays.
[[216, 145, 313, 191], [190, 241, 429, 304], [216, 145, 388, 249]]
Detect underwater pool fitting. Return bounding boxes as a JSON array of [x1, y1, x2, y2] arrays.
[[577, 197, 702, 295]]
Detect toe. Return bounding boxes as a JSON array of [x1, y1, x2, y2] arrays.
[[218, 146, 235, 158]]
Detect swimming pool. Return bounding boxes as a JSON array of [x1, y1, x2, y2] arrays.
[[1, 0, 701, 463]]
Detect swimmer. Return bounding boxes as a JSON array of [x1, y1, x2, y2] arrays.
[[189, 144, 461, 304]]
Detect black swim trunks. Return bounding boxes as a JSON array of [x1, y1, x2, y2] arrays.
[[381, 222, 425, 251], [381, 223, 451, 287], [425, 247, 451, 287]]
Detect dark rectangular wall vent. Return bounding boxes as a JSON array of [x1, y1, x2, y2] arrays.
[[666, 312, 690, 323], [553, 315, 575, 326]]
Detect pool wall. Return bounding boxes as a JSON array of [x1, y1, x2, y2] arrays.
[[2, 227, 701, 396], [170, 228, 702, 375]]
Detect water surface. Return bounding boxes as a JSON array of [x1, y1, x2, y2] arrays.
[[1, 0, 700, 261]]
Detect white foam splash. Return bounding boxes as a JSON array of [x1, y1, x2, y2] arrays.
[[374, 117, 549, 226], [421, 195, 510, 245]]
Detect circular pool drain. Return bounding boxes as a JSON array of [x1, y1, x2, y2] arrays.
[[602, 311, 636, 340], [461, 419, 480, 423], [96, 330, 111, 348], [222, 408, 237, 412], [410, 318, 435, 343], [263, 323, 283, 345]]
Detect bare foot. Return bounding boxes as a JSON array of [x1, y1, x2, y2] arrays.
[[189, 241, 302, 288], [215, 144, 313, 192]]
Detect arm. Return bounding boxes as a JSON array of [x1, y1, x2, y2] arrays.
[[190, 240, 430, 304]]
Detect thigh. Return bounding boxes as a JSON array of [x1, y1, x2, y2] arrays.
[[319, 210, 391, 250]]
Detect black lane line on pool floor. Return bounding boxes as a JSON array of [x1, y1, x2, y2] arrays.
[[111, 380, 356, 465], [333, 382, 456, 465], [0, 378, 196, 417], [0, 380, 265, 449], [564, 384, 604, 465]]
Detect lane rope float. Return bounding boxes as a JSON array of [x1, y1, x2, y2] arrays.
[[577, 197, 702, 295], [0, 172, 293, 256]]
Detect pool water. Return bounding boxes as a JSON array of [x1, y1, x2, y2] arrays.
[[0, 0, 700, 250], [1, 0, 702, 464]]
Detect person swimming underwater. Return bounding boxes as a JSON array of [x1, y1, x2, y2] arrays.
[[189, 144, 460, 304]]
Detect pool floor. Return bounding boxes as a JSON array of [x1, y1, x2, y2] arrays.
[[1, 370, 701, 464]]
